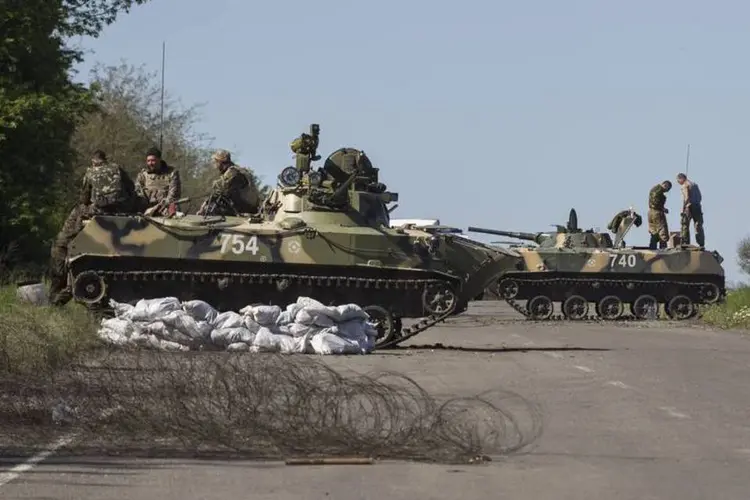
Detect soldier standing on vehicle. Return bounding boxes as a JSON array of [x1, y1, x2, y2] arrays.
[[48, 150, 138, 306], [647, 180, 672, 249], [135, 146, 181, 216], [198, 149, 259, 215], [676, 172, 704, 248]]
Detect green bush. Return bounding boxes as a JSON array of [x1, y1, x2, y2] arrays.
[[701, 287, 750, 330], [0, 285, 100, 378]]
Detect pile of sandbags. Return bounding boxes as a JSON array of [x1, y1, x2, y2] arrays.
[[98, 296, 379, 354]]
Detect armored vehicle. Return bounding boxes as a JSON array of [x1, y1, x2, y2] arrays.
[[65, 124, 521, 348], [468, 208, 725, 321]]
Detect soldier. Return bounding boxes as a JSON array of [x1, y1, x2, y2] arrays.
[[676, 172, 705, 247], [135, 146, 181, 216], [647, 180, 672, 249], [48, 150, 137, 306], [198, 149, 260, 216]]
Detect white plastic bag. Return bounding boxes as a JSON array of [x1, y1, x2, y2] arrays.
[[182, 299, 219, 323], [126, 297, 182, 322]]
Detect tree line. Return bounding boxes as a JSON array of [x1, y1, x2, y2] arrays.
[[0, 0, 268, 282]]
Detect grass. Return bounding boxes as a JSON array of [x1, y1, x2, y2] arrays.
[[701, 286, 750, 330], [0, 283, 100, 378]]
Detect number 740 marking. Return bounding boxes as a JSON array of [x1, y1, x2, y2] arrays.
[[219, 234, 259, 255], [609, 253, 637, 268]]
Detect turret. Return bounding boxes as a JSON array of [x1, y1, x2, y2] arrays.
[[258, 123, 399, 228], [467, 208, 616, 250]]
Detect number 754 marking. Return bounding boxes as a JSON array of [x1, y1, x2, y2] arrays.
[[219, 234, 259, 255], [609, 253, 637, 268]]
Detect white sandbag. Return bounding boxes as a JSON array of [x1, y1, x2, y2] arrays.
[[310, 332, 367, 355], [140, 321, 194, 346], [98, 329, 130, 346], [155, 338, 190, 351], [160, 310, 213, 340], [287, 322, 322, 338], [294, 308, 336, 327], [336, 303, 368, 321], [182, 300, 219, 323], [125, 297, 182, 322], [251, 327, 283, 352], [243, 317, 261, 334], [109, 299, 135, 318], [210, 327, 255, 347], [16, 283, 49, 306], [251, 305, 282, 326], [100, 318, 138, 338], [212, 311, 245, 329], [227, 342, 250, 352]]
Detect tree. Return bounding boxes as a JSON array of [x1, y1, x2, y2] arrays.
[[0, 0, 153, 265], [737, 237, 750, 276], [72, 62, 269, 213]]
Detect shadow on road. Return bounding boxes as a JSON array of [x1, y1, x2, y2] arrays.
[[390, 344, 611, 353]]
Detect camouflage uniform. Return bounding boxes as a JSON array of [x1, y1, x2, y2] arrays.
[[201, 149, 259, 215], [48, 155, 137, 306], [135, 160, 181, 215], [679, 178, 705, 247], [647, 182, 670, 249]]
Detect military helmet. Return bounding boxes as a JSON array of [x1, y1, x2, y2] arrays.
[[212, 149, 231, 163]]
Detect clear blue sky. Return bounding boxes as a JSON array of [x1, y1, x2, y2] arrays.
[[71, 0, 749, 282]]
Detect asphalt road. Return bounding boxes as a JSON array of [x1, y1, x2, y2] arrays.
[[3, 301, 750, 499]]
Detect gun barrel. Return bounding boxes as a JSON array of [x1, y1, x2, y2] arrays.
[[467, 227, 539, 241]]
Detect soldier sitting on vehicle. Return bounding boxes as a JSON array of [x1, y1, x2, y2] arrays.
[[135, 146, 182, 216], [197, 149, 260, 216], [48, 149, 138, 306]]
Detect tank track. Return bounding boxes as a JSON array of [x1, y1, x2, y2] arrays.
[[77, 268, 460, 350], [498, 275, 722, 321]]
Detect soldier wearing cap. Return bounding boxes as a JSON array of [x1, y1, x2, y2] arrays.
[[647, 180, 672, 249], [199, 149, 259, 215], [48, 149, 137, 305]]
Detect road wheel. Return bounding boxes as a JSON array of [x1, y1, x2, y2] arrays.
[[698, 283, 721, 304], [597, 295, 624, 320], [632, 294, 659, 320], [562, 295, 589, 320], [527, 295, 553, 320], [72, 270, 107, 304], [666, 295, 695, 320], [497, 278, 520, 299], [363, 305, 397, 348]]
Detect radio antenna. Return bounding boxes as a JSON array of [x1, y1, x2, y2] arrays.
[[159, 41, 166, 151], [685, 143, 690, 176]]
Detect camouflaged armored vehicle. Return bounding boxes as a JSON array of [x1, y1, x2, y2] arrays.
[[65, 124, 521, 348], [468, 207, 725, 321]]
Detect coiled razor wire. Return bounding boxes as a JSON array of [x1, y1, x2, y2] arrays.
[[1, 352, 543, 463]]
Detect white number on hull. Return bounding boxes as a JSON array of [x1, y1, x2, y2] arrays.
[[219, 234, 259, 255], [608, 253, 637, 268]]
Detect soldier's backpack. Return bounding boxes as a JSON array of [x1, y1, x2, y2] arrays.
[[234, 166, 261, 212], [87, 163, 128, 208]]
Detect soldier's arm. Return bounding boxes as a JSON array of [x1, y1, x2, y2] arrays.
[[168, 169, 181, 202], [134, 170, 146, 199], [79, 172, 91, 205], [212, 169, 236, 196]]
